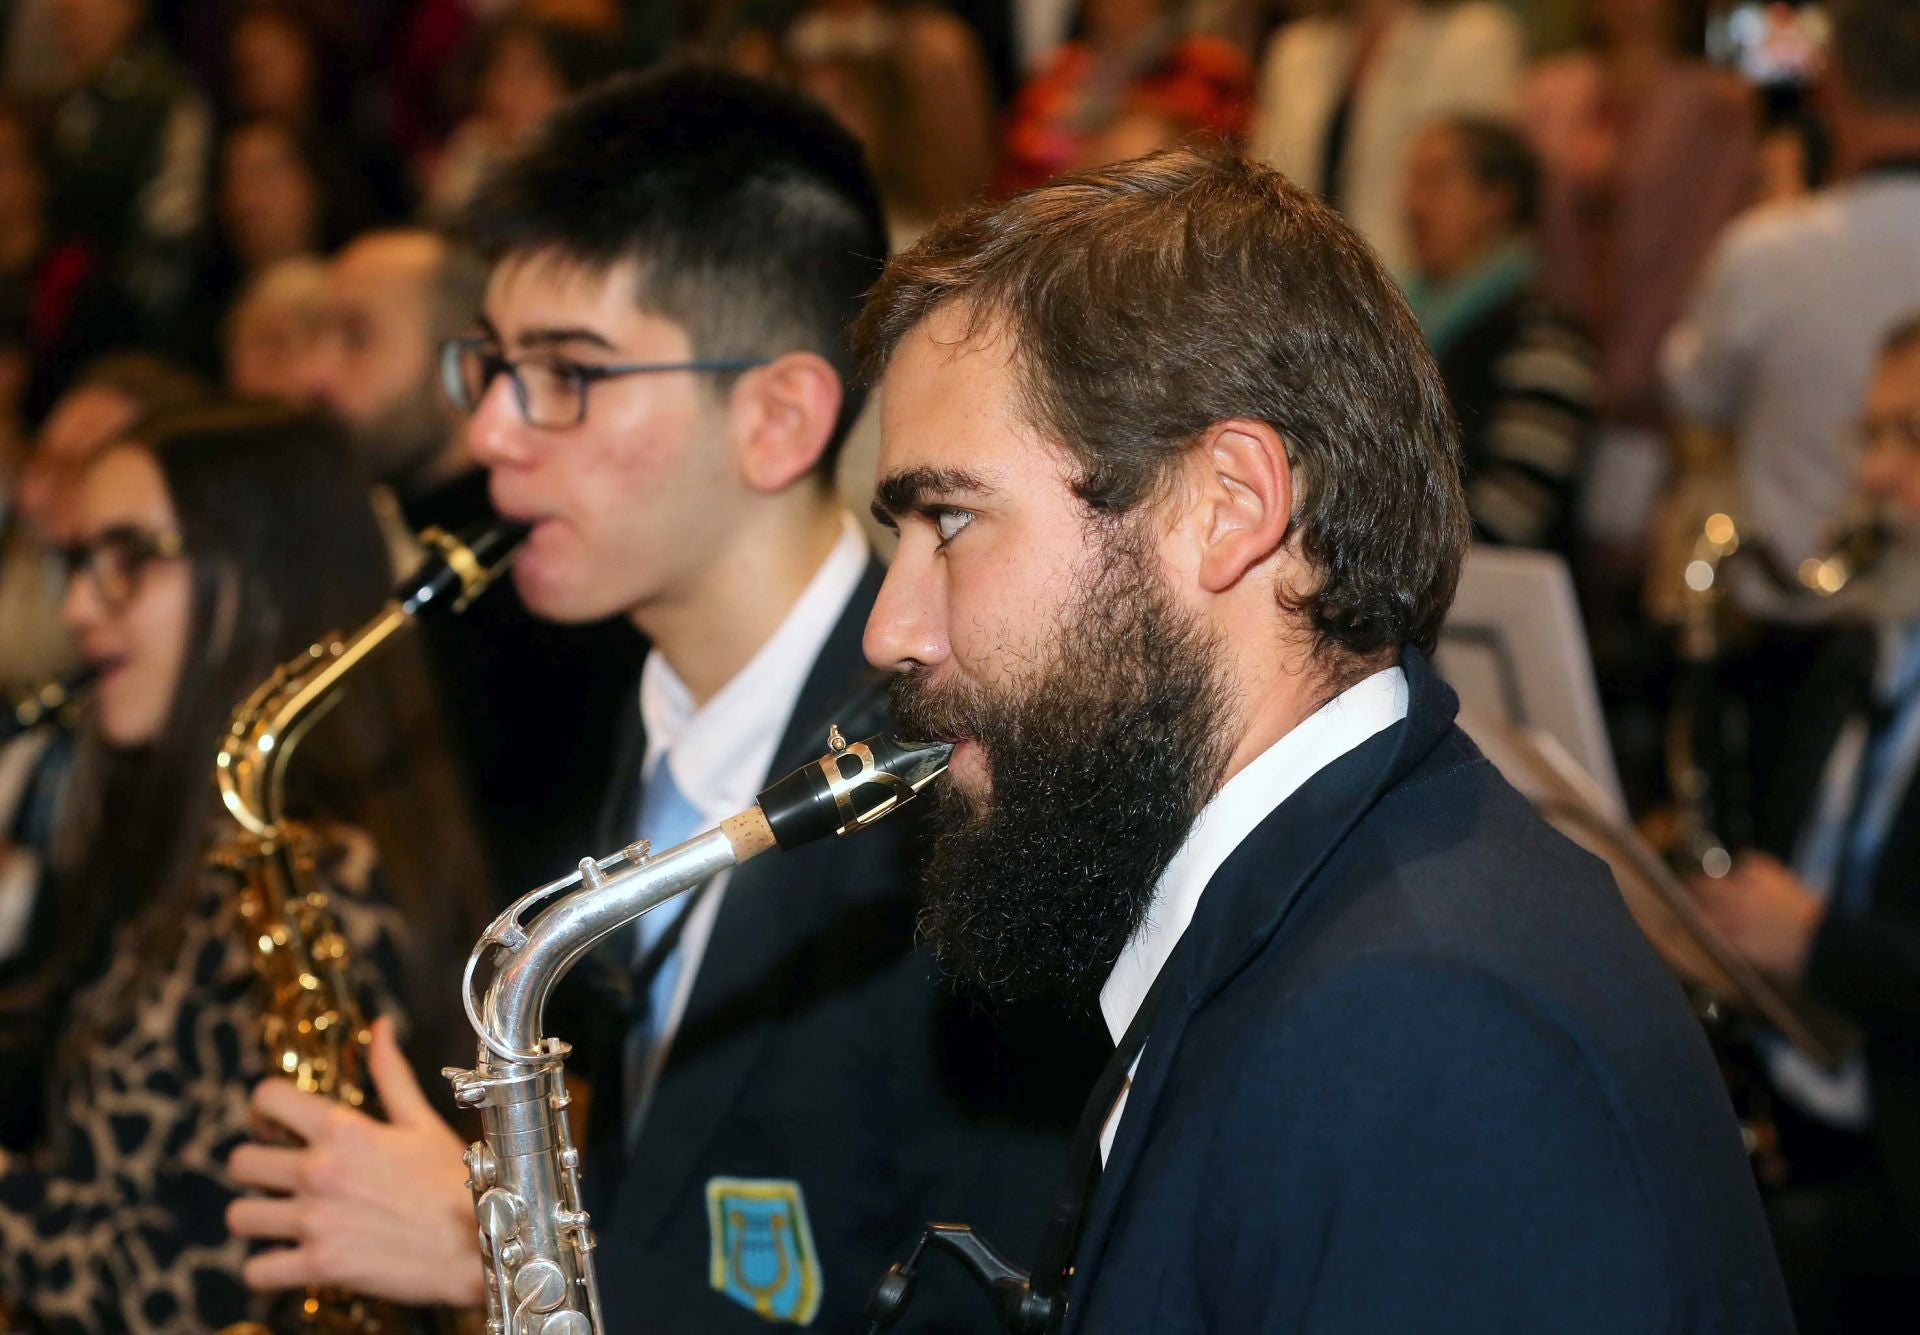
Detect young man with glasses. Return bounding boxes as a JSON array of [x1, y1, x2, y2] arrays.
[[228, 67, 1095, 1332], [303, 227, 642, 899], [1690, 314, 1920, 1330]]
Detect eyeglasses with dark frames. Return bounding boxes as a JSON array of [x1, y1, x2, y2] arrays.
[[439, 337, 770, 430], [57, 525, 186, 611]]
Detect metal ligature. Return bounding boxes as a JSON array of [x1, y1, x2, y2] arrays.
[[446, 729, 952, 1335], [211, 522, 524, 1335]]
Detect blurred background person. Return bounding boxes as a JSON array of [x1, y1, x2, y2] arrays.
[[44, 0, 209, 350], [1658, 0, 1920, 810], [1689, 314, 1920, 1333], [221, 254, 327, 402], [1254, 0, 1523, 273], [998, 0, 1252, 194], [423, 11, 622, 221], [0, 98, 128, 421], [0, 402, 489, 1330], [219, 0, 412, 221], [303, 227, 642, 898], [783, 0, 998, 230], [1402, 114, 1596, 554], [214, 117, 375, 290], [12, 352, 207, 550], [1524, 0, 1755, 559]]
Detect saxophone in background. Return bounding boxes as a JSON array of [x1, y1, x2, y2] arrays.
[[447, 730, 951, 1335], [212, 523, 524, 1333], [0, 667, 95, 746]]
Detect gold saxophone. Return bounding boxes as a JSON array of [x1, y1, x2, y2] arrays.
[[1656, 506, 1887, 877], [211, 523, 524, 1334]]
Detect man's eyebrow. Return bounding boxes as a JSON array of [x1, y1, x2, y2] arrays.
[[510, 326, 618, 353], [871, 467, 995, 520]]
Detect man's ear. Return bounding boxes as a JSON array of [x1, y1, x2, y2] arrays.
[[731, 352, 845, 493], [1185, 418, 1295, 595]]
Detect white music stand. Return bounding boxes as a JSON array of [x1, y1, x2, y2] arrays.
[[1435, 546, 1627, 824]]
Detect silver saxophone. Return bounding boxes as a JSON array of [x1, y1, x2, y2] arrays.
[[445, 729, 952, 1335]]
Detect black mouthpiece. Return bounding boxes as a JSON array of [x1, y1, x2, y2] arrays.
[[397, 522, 529, 616], [757, 731, 952, 850]]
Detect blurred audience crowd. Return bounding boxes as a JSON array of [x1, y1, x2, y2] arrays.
[[0, 0, 1916, 1328]]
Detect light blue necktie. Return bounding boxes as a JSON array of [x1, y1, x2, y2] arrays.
[[623, 756, 704, 1133]]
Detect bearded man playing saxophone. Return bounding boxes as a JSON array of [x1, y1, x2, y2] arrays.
[[857, 147, 1794, 1333], [226, 67, 1096, 1333]]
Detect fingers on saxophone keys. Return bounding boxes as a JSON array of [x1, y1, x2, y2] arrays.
[[227, 1194, 308, 1242], [250, 1075, 345, 1143], [228, 1144, 306, 1193], [240, 1244, 323, 1293]]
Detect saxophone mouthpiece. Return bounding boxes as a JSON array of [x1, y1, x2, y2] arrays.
[[399, 522, 531, 616], [757, 732, 954, 850]]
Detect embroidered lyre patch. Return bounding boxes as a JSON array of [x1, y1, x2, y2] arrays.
[[705, 1176, 823, 1325]]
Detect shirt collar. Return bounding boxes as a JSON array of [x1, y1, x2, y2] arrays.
[[1098, 665, 1410, 1043], [638, 512, 869, 821]]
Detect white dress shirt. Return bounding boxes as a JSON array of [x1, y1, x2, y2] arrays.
[[623, 512, 868, 1121], [1097, 666, 1410, 1161]]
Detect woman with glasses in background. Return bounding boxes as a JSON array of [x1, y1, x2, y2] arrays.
[[0, 400, 490, 1332]]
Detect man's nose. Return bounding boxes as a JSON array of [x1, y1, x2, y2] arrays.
[[864, 548, 950, 673], [464, 370, 530, 470]]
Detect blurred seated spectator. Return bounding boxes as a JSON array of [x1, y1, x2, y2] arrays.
[[222, 1, 413, 220], [785, 0, 998, 229], [0, 99, 127, 421], [222, 255, 327, 402], [1402, 115, 1595, 552], [1689, 315, 1920, 1333], [13, 352, 208, 547], [1663, 0, 1920, 609], [1254, 0, 1522, 274], [216, 117, 373, 280], [45, 0, 210, 349], [1523, 0, 1754, 557], [998, 0, 1252, 195], [423, 12, 622, 221]]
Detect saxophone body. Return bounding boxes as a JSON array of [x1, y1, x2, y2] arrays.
[[447, 731, 952, 1335], [211, 523, 524, 1332]]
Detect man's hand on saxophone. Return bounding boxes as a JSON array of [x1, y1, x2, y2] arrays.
[[227, 1017, 484, 1309]]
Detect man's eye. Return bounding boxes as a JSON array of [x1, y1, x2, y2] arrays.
[[934, 509, 973, 544]]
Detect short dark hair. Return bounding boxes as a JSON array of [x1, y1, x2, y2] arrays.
[[1831, 0, 1920, 115], [855, 146, 1468, 666], [458, 65, 890, 475], [1437, 115, 1539, 229]]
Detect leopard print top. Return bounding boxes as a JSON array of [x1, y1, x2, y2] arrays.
[[0, 855, 407, 1333]]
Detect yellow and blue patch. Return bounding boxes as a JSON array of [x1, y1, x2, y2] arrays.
[[705, 1176, 823, 1325]]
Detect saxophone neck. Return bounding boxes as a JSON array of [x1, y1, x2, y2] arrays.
[[214, 522, 528, 840], [215, 605, 413, 839]]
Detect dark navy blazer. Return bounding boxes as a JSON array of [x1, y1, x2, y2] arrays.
[[1064, 648, 1793, 1334]]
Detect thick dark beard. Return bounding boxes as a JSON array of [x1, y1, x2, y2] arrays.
[[889, 524, 1236, 1006]]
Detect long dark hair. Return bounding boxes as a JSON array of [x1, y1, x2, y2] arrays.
[[41, 401, 492, 1066]]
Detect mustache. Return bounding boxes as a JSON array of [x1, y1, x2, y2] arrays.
[[888, 667, 997, 745]]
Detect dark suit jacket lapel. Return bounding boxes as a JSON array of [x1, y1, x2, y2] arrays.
[[617, 559, 890, 1246], [1063, 649, 1469, 1328]]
